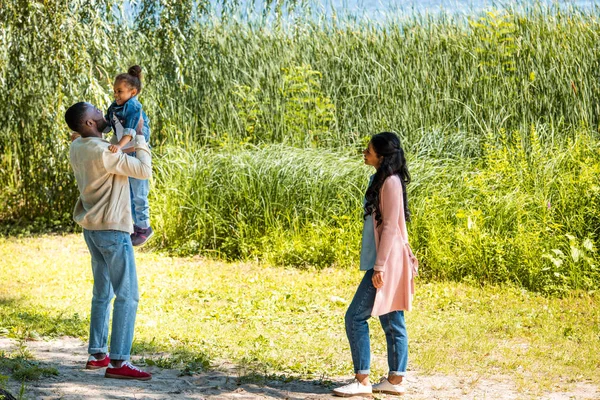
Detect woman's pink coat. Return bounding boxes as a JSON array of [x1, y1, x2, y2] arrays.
[[371, 175, 418, 316]]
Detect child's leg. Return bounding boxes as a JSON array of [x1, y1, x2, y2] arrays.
[[129, 177, 150, 229]]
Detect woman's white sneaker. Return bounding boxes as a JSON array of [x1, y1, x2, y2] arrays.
[[372, 377, 406, 395], [332, 380, 373, 397]]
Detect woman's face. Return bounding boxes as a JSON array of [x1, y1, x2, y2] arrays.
[[363, 142, 382, 169]]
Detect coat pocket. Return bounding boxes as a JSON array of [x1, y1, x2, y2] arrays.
[[406, 243, 419, 276]]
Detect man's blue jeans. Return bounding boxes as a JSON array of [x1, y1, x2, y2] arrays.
[[129, 177, 150, 229], [83, 229, 139, 361], [345, 269, 409, 376]]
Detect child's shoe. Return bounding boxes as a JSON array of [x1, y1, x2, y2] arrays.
[[131, 226, 154, 247]]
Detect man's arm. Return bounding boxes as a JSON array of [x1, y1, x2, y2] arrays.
[[103, 136, 151, 179], [103, 116, 151, 179]]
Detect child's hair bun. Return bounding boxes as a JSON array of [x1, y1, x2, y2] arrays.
[[128, 65, 142, 78]]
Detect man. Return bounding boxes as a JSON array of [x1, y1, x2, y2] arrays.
[[65, 102, 152, 380]]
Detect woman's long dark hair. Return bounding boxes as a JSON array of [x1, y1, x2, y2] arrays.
[[364, 132, 411, 225]]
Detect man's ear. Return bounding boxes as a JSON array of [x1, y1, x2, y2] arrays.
[[85, 119, 94, 128]]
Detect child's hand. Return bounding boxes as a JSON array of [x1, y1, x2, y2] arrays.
[[70, 132, 81, 142], [108, 144, 121, 153]]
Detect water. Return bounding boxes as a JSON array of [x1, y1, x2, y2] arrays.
[[206, 0, 599, 25], [314, 0, 597, 19], [123, 1, 599, 25]]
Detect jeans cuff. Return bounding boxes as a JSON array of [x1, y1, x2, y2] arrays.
[[389, 371, 406, 376], [88, 346, 108, 354], [355, 369, 370, 375], [108, 352, 130, 361]]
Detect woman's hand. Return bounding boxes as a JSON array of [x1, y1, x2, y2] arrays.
[[372, 271, 384, 288]]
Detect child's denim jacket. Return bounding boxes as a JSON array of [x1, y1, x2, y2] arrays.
[[105, 96, 150, 143]]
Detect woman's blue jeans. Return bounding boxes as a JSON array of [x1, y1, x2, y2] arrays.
[[345, 269, 408, 376], [83, 229, 139, 361]]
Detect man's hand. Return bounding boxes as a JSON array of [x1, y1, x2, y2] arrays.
[[70, 132, 81, 142], [372, 271, 384, 288], [108, 144, 121, 153]]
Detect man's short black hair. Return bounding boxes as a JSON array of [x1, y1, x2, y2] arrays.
[[64, 102, 90, 132]]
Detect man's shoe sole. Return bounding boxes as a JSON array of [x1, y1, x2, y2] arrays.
[[105, 372, 152, 381], [85, 364, 107, 370]]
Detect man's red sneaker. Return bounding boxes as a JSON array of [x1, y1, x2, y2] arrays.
[[105, 361, 152, 381], [85, 354, 110, 370]]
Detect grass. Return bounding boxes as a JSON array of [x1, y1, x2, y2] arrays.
[[149, 144, 368, 264], [3, 2, 600, 224], [146, 130, 600, 294], [0, 339, 57, 382], [0, 234, 599, 395], [2, 2, 600, 293]]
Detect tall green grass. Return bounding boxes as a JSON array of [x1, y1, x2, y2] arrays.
[[150, 125, 600, 293], [410, 127, 600, 294], [2, 1, 600, 293], [150, 145, 368, 268], [3, 2, 599, 221]]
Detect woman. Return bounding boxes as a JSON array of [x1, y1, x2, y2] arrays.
[[333, 132, 417, 397]]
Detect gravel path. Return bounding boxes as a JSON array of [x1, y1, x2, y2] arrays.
[[1, 337, 597, 400]]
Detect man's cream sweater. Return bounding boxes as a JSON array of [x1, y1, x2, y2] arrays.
[[69, 135, 152, 233]]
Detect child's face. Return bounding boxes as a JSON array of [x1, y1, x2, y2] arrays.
[[113, 80, 137, 106]]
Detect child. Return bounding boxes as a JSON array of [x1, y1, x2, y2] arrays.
[[105, 65, 154, 246]]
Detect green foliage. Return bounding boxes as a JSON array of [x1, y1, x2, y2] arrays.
[[2, 1, 600, 294], [143, 348, 211, 376], [0, 342, 58, 382], [149, 144, 367, 263], [2, 236, 600, 392], [230, 64, 336, 146], [280, 65, 337, 146], [262, 218, 358, 269], [0, 306, 87, 340], [410, 128, 600, 294], [470, 11, 518, 77], [0, 0, 117, 224]]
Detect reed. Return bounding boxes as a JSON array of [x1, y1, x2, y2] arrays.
[[1, 1, 599, 292]]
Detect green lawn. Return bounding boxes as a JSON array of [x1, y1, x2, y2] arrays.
[[1, 234, 599, 394]]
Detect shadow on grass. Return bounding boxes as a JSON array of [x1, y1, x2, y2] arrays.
[[0, 298, 338, 398], [130, 342, 337, 397], [0, 295, 87, 339], [0, 220, 78, 238], [0, 337, 337, 399]]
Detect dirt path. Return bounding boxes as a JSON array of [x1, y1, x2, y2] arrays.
[[1, 337, 597, 400]]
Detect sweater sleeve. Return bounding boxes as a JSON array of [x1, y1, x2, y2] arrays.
[[374, 176, 402, 272], [102, 135, 152, 179]]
